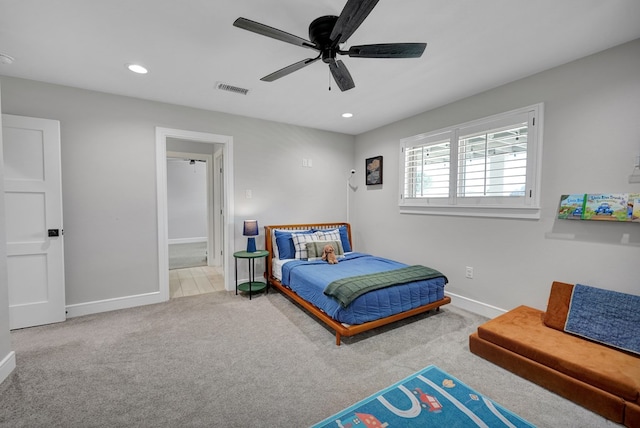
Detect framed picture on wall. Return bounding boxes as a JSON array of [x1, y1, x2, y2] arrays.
[[366, 156, 383, 185]]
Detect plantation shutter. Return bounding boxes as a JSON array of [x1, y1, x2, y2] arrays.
[[402, 131, 451, 200]]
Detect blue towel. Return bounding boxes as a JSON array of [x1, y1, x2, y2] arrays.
[[565, 284, 640, 355]]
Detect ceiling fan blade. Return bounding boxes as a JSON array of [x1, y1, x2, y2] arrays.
[[330, 0, 380, 44], [260, 57, 321, 82], [347, 43, 427, 58], [233, 17, 318, 51], [329, 60, 355, 91]]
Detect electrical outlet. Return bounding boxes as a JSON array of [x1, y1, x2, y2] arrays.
[[465, 266, 474, 279]]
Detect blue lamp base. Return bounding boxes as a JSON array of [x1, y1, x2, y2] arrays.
[[246, 237, 256, 253]]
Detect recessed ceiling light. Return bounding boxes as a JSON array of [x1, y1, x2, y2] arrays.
[[342, 113, 353, 118], [127, 64, 148, 74]]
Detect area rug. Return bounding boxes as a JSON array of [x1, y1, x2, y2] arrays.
[[312, 365, 535, 427]]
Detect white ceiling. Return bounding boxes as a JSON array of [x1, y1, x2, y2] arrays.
[[1, 0, 639, 135]]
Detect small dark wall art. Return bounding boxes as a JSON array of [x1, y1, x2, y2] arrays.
[[366, 156, 383, 185]]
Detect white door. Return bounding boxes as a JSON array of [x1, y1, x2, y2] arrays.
[[2, 114, 65, 329]]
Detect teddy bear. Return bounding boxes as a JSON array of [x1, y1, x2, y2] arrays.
[[322, 244, 339, 264]]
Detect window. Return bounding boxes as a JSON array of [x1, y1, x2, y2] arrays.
[[404, 131, 451, 199], [399, 104, 543, 219]]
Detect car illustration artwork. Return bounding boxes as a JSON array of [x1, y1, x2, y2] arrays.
[[594, 203, 614, 215], [557, 194, 587, 220], [413, 388, 443, 413], [335, 413, 389, 428]]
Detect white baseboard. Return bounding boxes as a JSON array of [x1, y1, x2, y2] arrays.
[[169, 237, 207, 245], [0, 351, 16, 386], [65, 291, 165, 318], [447, 292, 507, 319], [64, 289, 504, 322]]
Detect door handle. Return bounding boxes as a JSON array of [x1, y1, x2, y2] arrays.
[[48, 229, 61, 237]]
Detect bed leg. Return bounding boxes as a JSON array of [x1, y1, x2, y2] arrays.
[[436, 307, 440, 312], [336, 333, 341, 346]]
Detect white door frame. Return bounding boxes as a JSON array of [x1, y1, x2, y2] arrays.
[[213, 148, 225, 267], [156, 127, 234, 300]]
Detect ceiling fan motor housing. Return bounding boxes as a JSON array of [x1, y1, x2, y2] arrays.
[[309, 16, 339, 63]]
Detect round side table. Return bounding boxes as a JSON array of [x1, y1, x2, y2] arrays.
[[233, 250, 269, 300]]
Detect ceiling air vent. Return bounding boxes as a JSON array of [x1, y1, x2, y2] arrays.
[[215, 82, 250, 95]]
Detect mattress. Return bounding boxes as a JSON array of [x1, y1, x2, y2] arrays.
[[279, 252, 446, 325], [271, 257, 289, 282]]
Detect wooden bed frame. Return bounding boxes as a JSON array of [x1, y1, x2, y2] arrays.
[[264, 222, 451, 345]]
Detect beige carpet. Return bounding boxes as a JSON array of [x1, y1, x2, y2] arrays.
[[1, 290, 616, 427]]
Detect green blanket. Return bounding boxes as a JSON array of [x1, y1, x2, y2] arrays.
[[324, 265, 447, 308]]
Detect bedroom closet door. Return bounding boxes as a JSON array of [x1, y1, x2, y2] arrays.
[[2, 114, 66, 329]]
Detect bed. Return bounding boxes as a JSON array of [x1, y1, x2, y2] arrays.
[[265, 222, 450, 345]]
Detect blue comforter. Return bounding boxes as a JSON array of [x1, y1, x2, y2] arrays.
[[281, 252, 446, 325]]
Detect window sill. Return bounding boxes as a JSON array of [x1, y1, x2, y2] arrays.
[[399, 204, 541, 220]]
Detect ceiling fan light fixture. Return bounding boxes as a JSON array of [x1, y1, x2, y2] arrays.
[[127, 63, 148, 74]]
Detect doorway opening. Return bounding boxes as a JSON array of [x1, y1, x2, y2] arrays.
[[167, 152, 210, 270], [156, 128, 234, 302], [166, 151, 223, 298]]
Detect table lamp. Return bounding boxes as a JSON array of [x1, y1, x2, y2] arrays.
[[243, 220, 258, 252]]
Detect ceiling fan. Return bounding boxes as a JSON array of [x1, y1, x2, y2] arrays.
[[233, 0, 426, 92]]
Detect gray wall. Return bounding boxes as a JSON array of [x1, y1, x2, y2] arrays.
[[0, 76, 355, 306], [352, 39, 640, 314], [167, 158, 207, 241]]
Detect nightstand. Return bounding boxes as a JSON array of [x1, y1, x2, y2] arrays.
[[233, 250, 269, 300]]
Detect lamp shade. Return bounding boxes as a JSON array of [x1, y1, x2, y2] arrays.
[[243, 220, 258, 252], [243, 220, 259, 236]]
